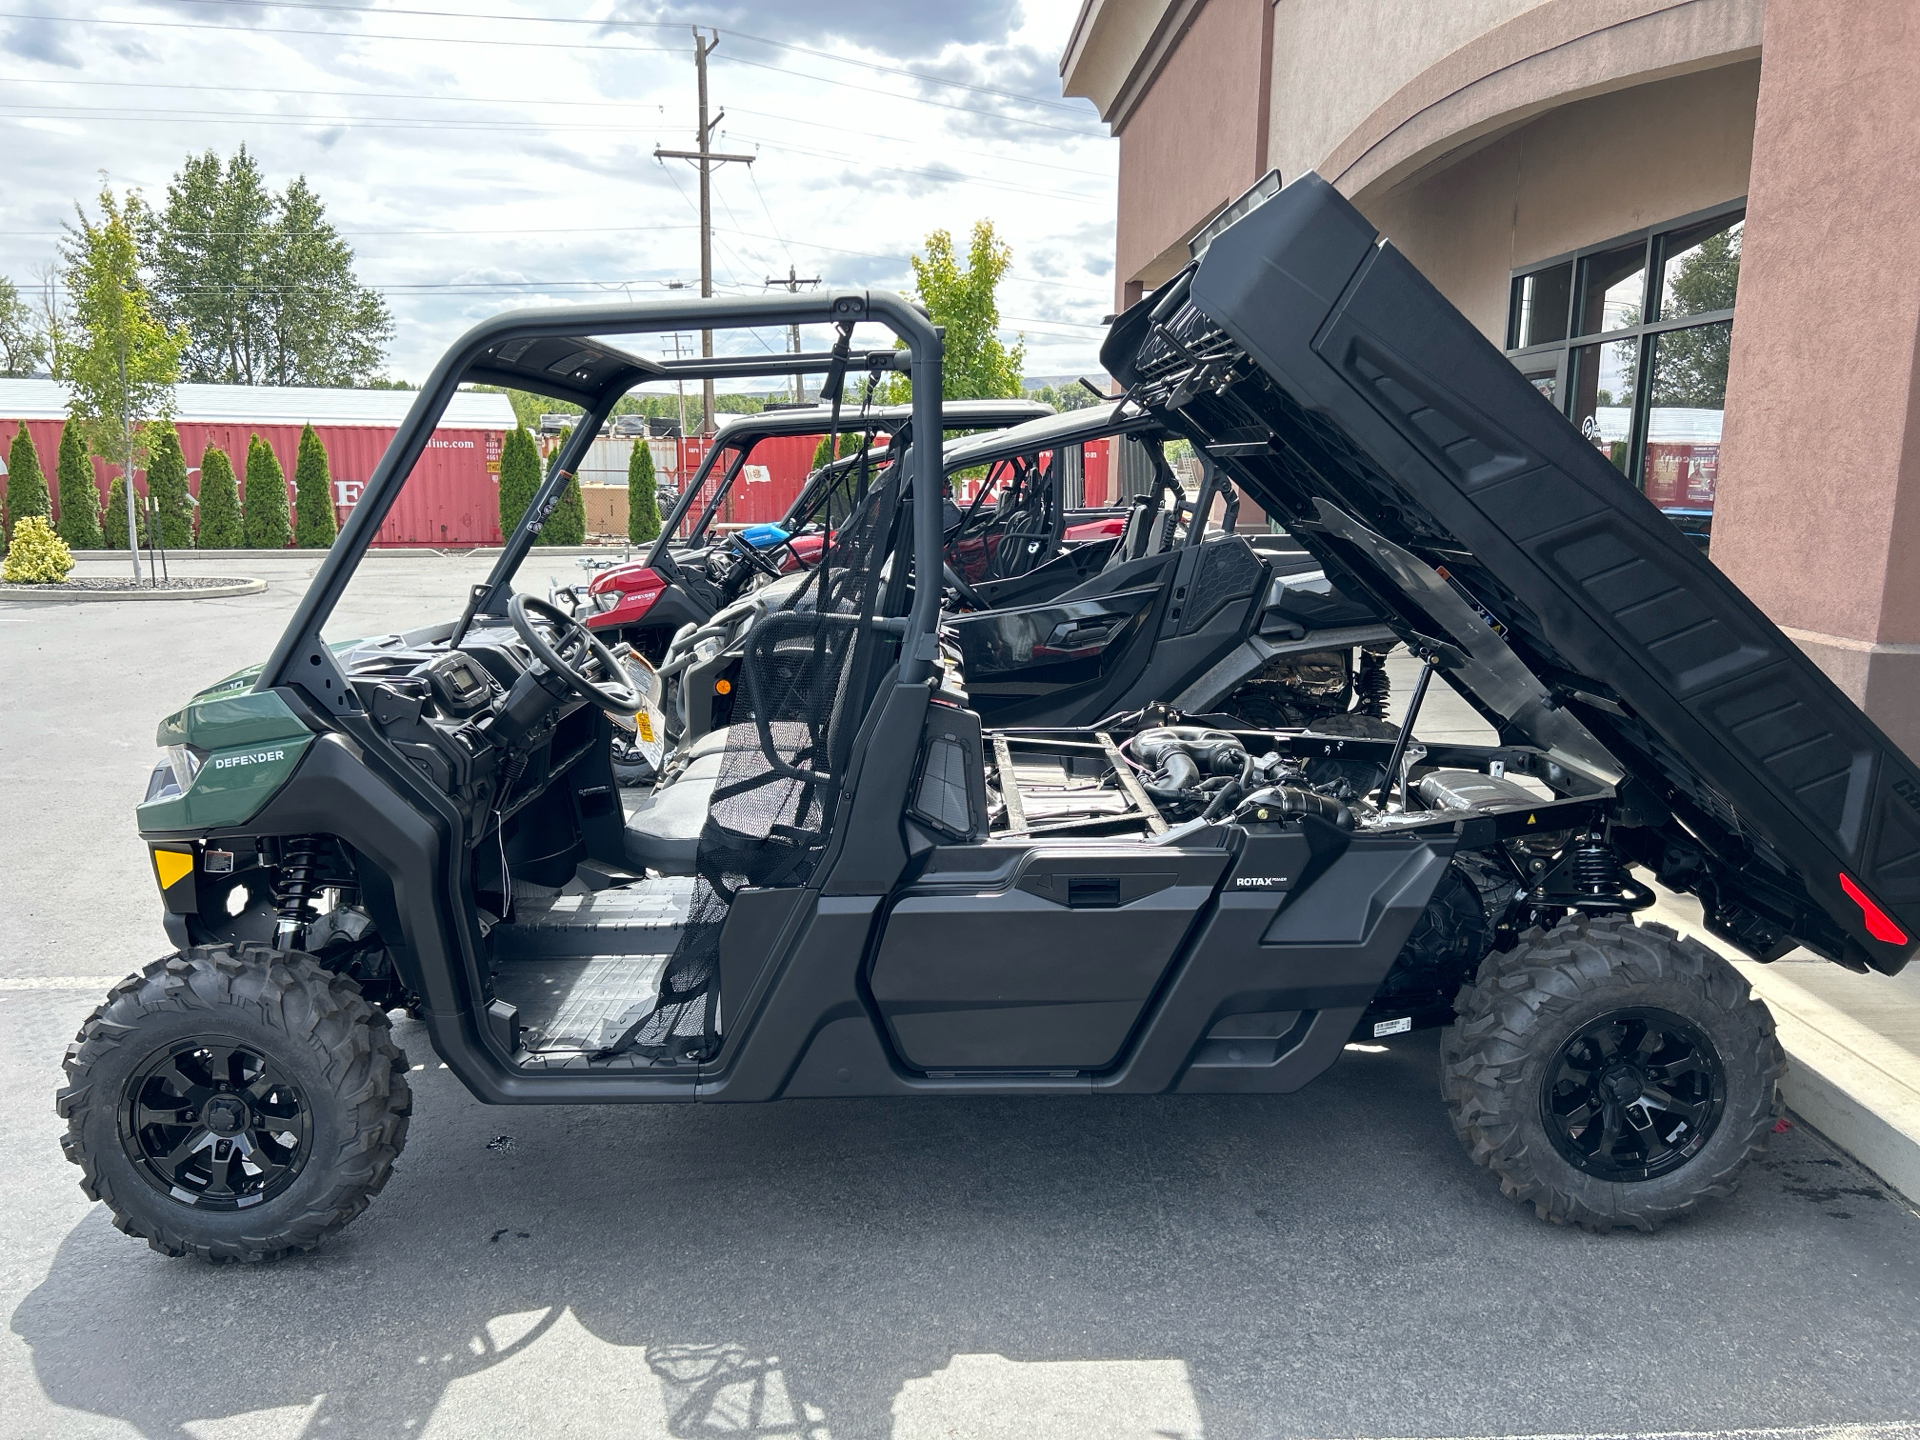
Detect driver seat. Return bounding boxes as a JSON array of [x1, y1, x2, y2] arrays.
[[620, 728, 731, 875]]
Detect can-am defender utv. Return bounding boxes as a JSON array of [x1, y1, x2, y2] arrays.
[[61, 183, 1917, 1264]]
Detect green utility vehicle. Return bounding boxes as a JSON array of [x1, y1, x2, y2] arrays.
[[58, 180, 1919, 1265]]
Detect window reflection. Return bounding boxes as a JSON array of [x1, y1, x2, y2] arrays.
[[1576, 242, 1647, 335], [1568, 338, 1639, 475], [1519, 364, 1558, 407], [1508, 263, 1572, 349], [1505, 204, 1744, 545], [1657, 214, 1742, 319], [1641, 320, 1731, 523]]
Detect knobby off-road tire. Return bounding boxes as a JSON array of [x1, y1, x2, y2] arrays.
[[1440, 916, 1782, 1232], [56, 944, 412, 1262]]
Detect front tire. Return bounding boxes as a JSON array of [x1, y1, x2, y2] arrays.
[[1440, 916, 1782, 1232], [56, 945, 411, 1262]]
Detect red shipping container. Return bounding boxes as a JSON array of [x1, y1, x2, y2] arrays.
[[0, 381, 514, 547]]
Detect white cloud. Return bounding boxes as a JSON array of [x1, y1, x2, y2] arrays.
[[0, 2, 1118, 384]]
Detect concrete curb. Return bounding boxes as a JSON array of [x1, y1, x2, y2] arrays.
[[0, 578, 267, 602], [1733, 960, 1920, 1206]]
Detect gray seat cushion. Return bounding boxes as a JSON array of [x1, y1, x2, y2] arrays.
[[622, 749, 725, 875]]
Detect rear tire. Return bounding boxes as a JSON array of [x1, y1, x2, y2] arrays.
[[56, 945, 411, 1262], [1440, 915, 1781, 1232]]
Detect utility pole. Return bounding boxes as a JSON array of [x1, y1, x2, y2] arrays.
[[654, 27, 754, 436], [764, 265, 821, 403]]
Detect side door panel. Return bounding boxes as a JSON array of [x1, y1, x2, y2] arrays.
[[868, 843, 1230, 1071]]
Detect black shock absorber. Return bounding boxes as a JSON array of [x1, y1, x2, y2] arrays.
[[1354, 649, 1391, 719], [273, 834, 325, 949]]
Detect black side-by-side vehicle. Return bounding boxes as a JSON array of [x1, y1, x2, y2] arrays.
[[62, 175, 1917, 1263]]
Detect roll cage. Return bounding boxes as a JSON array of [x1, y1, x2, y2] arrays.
[[255, 293, 949, 706], [649, 397, 1052, 562]]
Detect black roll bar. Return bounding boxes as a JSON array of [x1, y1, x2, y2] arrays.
[[255, 291, 943, 697]]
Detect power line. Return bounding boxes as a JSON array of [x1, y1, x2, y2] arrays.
[[0, 220, 1119, 295], [0, 10, 1107, 138], [0, 103, 1109, 202], [0, 76, 1115, 178], [153, 0, 1097, 115], [724, 133, 1103, 204]]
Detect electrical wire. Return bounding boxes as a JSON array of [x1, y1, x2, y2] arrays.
[[0, 9, 1107, 138], [150, 0, 1098, 115], [0, 77, 1115, 179]]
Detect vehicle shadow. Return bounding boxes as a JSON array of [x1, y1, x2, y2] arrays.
[[14, 1030, 1919, 1440]]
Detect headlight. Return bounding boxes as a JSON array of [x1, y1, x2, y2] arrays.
[[147, 744, 207, 801], [168, 744, 204, 792]]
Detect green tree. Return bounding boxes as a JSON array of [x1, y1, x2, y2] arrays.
[[1027, 381, 1099, 413], [884, 220, 1025, 404], [242, 434, 291, 548], [497, 425, 540, 540], [0, 274, 46, 376], [54, 420, 102, 549], [809, 431, 878, 473], [267, 176, 392, 386], [540, 447, 585, 546], [627, 436, 660, 543], [4, 424, 50, 544], [1648, 229, 1743, 410], [147, 146, 392, 386], [102, 471, 146, 549], [197, 444, 241, 547], [50, 183, 184, 546], [292, 423, 336, 547], [146, 423, 193, 548]]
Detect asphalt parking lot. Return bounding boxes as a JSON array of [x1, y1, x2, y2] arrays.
[[2, 555, 1918, 1440]]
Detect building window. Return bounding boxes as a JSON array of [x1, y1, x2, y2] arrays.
[[1505, 201, 1743, 544]]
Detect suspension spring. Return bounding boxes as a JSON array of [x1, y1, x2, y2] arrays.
[[1571, 830, 1625, 902], [1354, 650, 1391, 719], [273, 834, 325, 947]]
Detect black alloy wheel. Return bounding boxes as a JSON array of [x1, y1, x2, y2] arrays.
[[1441, 915, 1782, 1232], [1541, 1007, 1725, 1181], [121, 1035, 312, 1210], [60, 944, 411, 1261]]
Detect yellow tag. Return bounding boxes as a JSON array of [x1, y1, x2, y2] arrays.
[[635, 712, 655, 743], [153, 849, 194, 890], [1526, 813, 1536, 825]]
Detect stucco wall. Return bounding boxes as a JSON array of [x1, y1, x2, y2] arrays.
[[1114, 0, 1269, 302], [1709, 0, 1920, 755], [1266, 0, 1547, 184], [1359, 59, 1759, 342]]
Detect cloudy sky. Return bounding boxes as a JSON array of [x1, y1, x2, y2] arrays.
[[0, 0, 1116, 390]]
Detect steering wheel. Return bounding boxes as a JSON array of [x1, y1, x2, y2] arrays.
[[509, 593, 642, 711], [941, 561, 990, 612], [726, 531, 785, 580]]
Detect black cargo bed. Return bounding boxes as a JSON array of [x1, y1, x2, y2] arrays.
[[1110, 173, 1918, 975]]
